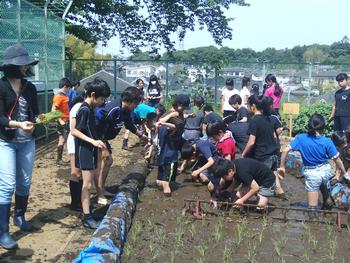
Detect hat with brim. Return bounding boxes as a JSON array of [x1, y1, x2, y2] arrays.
[[0, 44, 38, 70]]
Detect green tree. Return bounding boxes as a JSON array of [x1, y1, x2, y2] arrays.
[[65, 34, 112, 80], [28, 0, 249, 53]]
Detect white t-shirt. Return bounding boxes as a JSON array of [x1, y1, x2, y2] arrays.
[[67, 102, 82, 154], [222, 87, 239, 111], [240, 86, 251, 108]]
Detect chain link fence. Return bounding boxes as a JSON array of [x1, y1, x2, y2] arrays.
[[67, 59, 350, 107], [0, 0, 65, 139]]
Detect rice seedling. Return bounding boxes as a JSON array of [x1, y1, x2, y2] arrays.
[[154, 227, 165, 245], [149, 241, 160, 261], [273, 241, 285, 263], [122, 244, 132, 260], [147, 218, 155, 232], [213, 219, 223, 242], [247, 240, 257, 263], [195, 244, 207, 263], [175, 226, 185, 248], [170, 250, 178, 263], [130, 220, 142, 243], [302, 223, 317, 250], [222, 243, 233, 263], [258, 217, 268, 244], [235, 217, 248, 246], [326, 235, 337, 262], [190, 223, 197, 239]]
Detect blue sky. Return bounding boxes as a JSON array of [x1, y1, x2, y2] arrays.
[[98, 0, 350, 55]]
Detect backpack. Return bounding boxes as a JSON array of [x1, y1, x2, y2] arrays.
[[95, 100, 124, 140]]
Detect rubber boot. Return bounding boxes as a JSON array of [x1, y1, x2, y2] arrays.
[[69, 180, 82, 212], [122, 139, 128, 150], [320, 182, 333, 210], [308, 205, 318, 220], [83, 214, 99, 229], [56, 145, 64, 165], [0, 204, 18, 249], [13, 195, 32, 232]]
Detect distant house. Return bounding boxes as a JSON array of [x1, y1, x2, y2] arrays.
[[125, 64, 157, 78], [80, 70, 133, 98]]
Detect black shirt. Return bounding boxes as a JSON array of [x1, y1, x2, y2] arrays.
[[233, 158, 275, 188], [184, 108, 204, 130], [228, 122, 249, 144], [235, 107, 250, 122], [75, 102, 97, 148], [247, 114, 282, 160], [335, 88, 350, 117], [0, 77, 39, 140], [204, 112, 222, 124]]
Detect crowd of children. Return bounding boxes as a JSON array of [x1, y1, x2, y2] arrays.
[[57, 72, 350, 230], [2, 46, 350, 249]]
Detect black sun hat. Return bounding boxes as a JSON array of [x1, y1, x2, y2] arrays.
[[0, 44, 38, 70]]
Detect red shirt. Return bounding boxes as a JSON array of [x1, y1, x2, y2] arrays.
[[216, 133, 236, 160]]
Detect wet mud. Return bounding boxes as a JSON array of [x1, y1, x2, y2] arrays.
[[123, 166, 350, 263]]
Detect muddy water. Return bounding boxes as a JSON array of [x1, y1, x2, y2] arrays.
[[123, 168, 350, 263]]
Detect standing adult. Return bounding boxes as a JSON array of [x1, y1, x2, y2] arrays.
[[330, 73, 350, 131], [263, 74, 283, 116], [221, 78, 239, 118], [0, 44, 39, 249], [146, 75, 163, 107], [240, 76, 251, 108]]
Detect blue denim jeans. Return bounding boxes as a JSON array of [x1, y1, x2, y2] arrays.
[[0, 139, 35, 204]]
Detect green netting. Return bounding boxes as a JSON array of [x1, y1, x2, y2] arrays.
[[0, 0, 65, 86]]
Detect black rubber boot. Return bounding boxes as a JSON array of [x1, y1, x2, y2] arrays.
[[56, 145, 64, 165], [0, 204, 18, 249], [308, 205, 318, 220], [13, 195, 32, 232], [122, 139, 128, 150], [320, 182, 333, 210], [69, 180, 82, 212], [83, 214, 99, 229]]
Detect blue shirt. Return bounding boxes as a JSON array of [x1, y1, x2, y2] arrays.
[[68, 89, 77, 110], [157, 126, 179, 165], [134, 103, 156, 120], [290, 133, 338, 167], [195, 139, 218, 161]]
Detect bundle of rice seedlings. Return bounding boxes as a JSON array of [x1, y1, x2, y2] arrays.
[[35, 111, 62, 125]]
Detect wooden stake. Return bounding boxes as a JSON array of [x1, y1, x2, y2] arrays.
[[289, 114, 293, 137]]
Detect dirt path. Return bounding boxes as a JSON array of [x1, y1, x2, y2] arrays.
[[0, 132, 143, 263]]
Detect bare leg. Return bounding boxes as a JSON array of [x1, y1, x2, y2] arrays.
[[274, 171, 285, 195], [307, 191, 319, 207], [81, 170, 95, 214]]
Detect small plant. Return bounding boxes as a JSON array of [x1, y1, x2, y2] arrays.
[[247, 240, 257, 263], [190, 223, 197, 239], [222, 244, 233, 263], [175, 227, 185, 248], [235, 217, 248, 245], [301, 250, 311, 263], [170, 250, 178, 263], [130, 220, 142, 243], [123, 244, 132, 260], [258, 217, 268, 244], [149, 241, 160, 261], [195, 244, 207, 263], [147, 218, 155, 232], [303, 224, 318, 251], [326, 235, 337, 262], [213, 219, 223, 242], [154, 227, 165, 245], [273, 241, 285, 263]]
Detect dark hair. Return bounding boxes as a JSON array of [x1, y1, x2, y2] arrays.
[[206, 121, 226, 137], [148, 75, 162, 91], [242, 76, 250, 88], [336, 73, 348, 82], [59, 77, 72, 89], [307, 113, 325, 136], [73, 81, 80, 87], [251, 83, 259, 96], [173, 94, 190, 108], [121, 86, 142, 103], [212, 159, 235, 179], [181, 141, 195, 160], [229, 94, 242, 106], [225, 78, 234, 87], [156, 103, 166, 117], [331, 131, 347, 148], [136, 78, 144, 85], [203, 105, 214, 112], [146, 112, 158, 128], [71, 89, 85, 105], [265, 74, 282, 97], [247, 95, 271, 115], [1, 64, 34, 78], [84, 77, 111, 98], [193, 96, 205, 108]]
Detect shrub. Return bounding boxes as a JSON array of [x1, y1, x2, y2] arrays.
[[286, 102, 333, 137]]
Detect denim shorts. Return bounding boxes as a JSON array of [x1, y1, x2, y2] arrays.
[[259, 182, 276, 197], [303, 163, 334, 192]]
